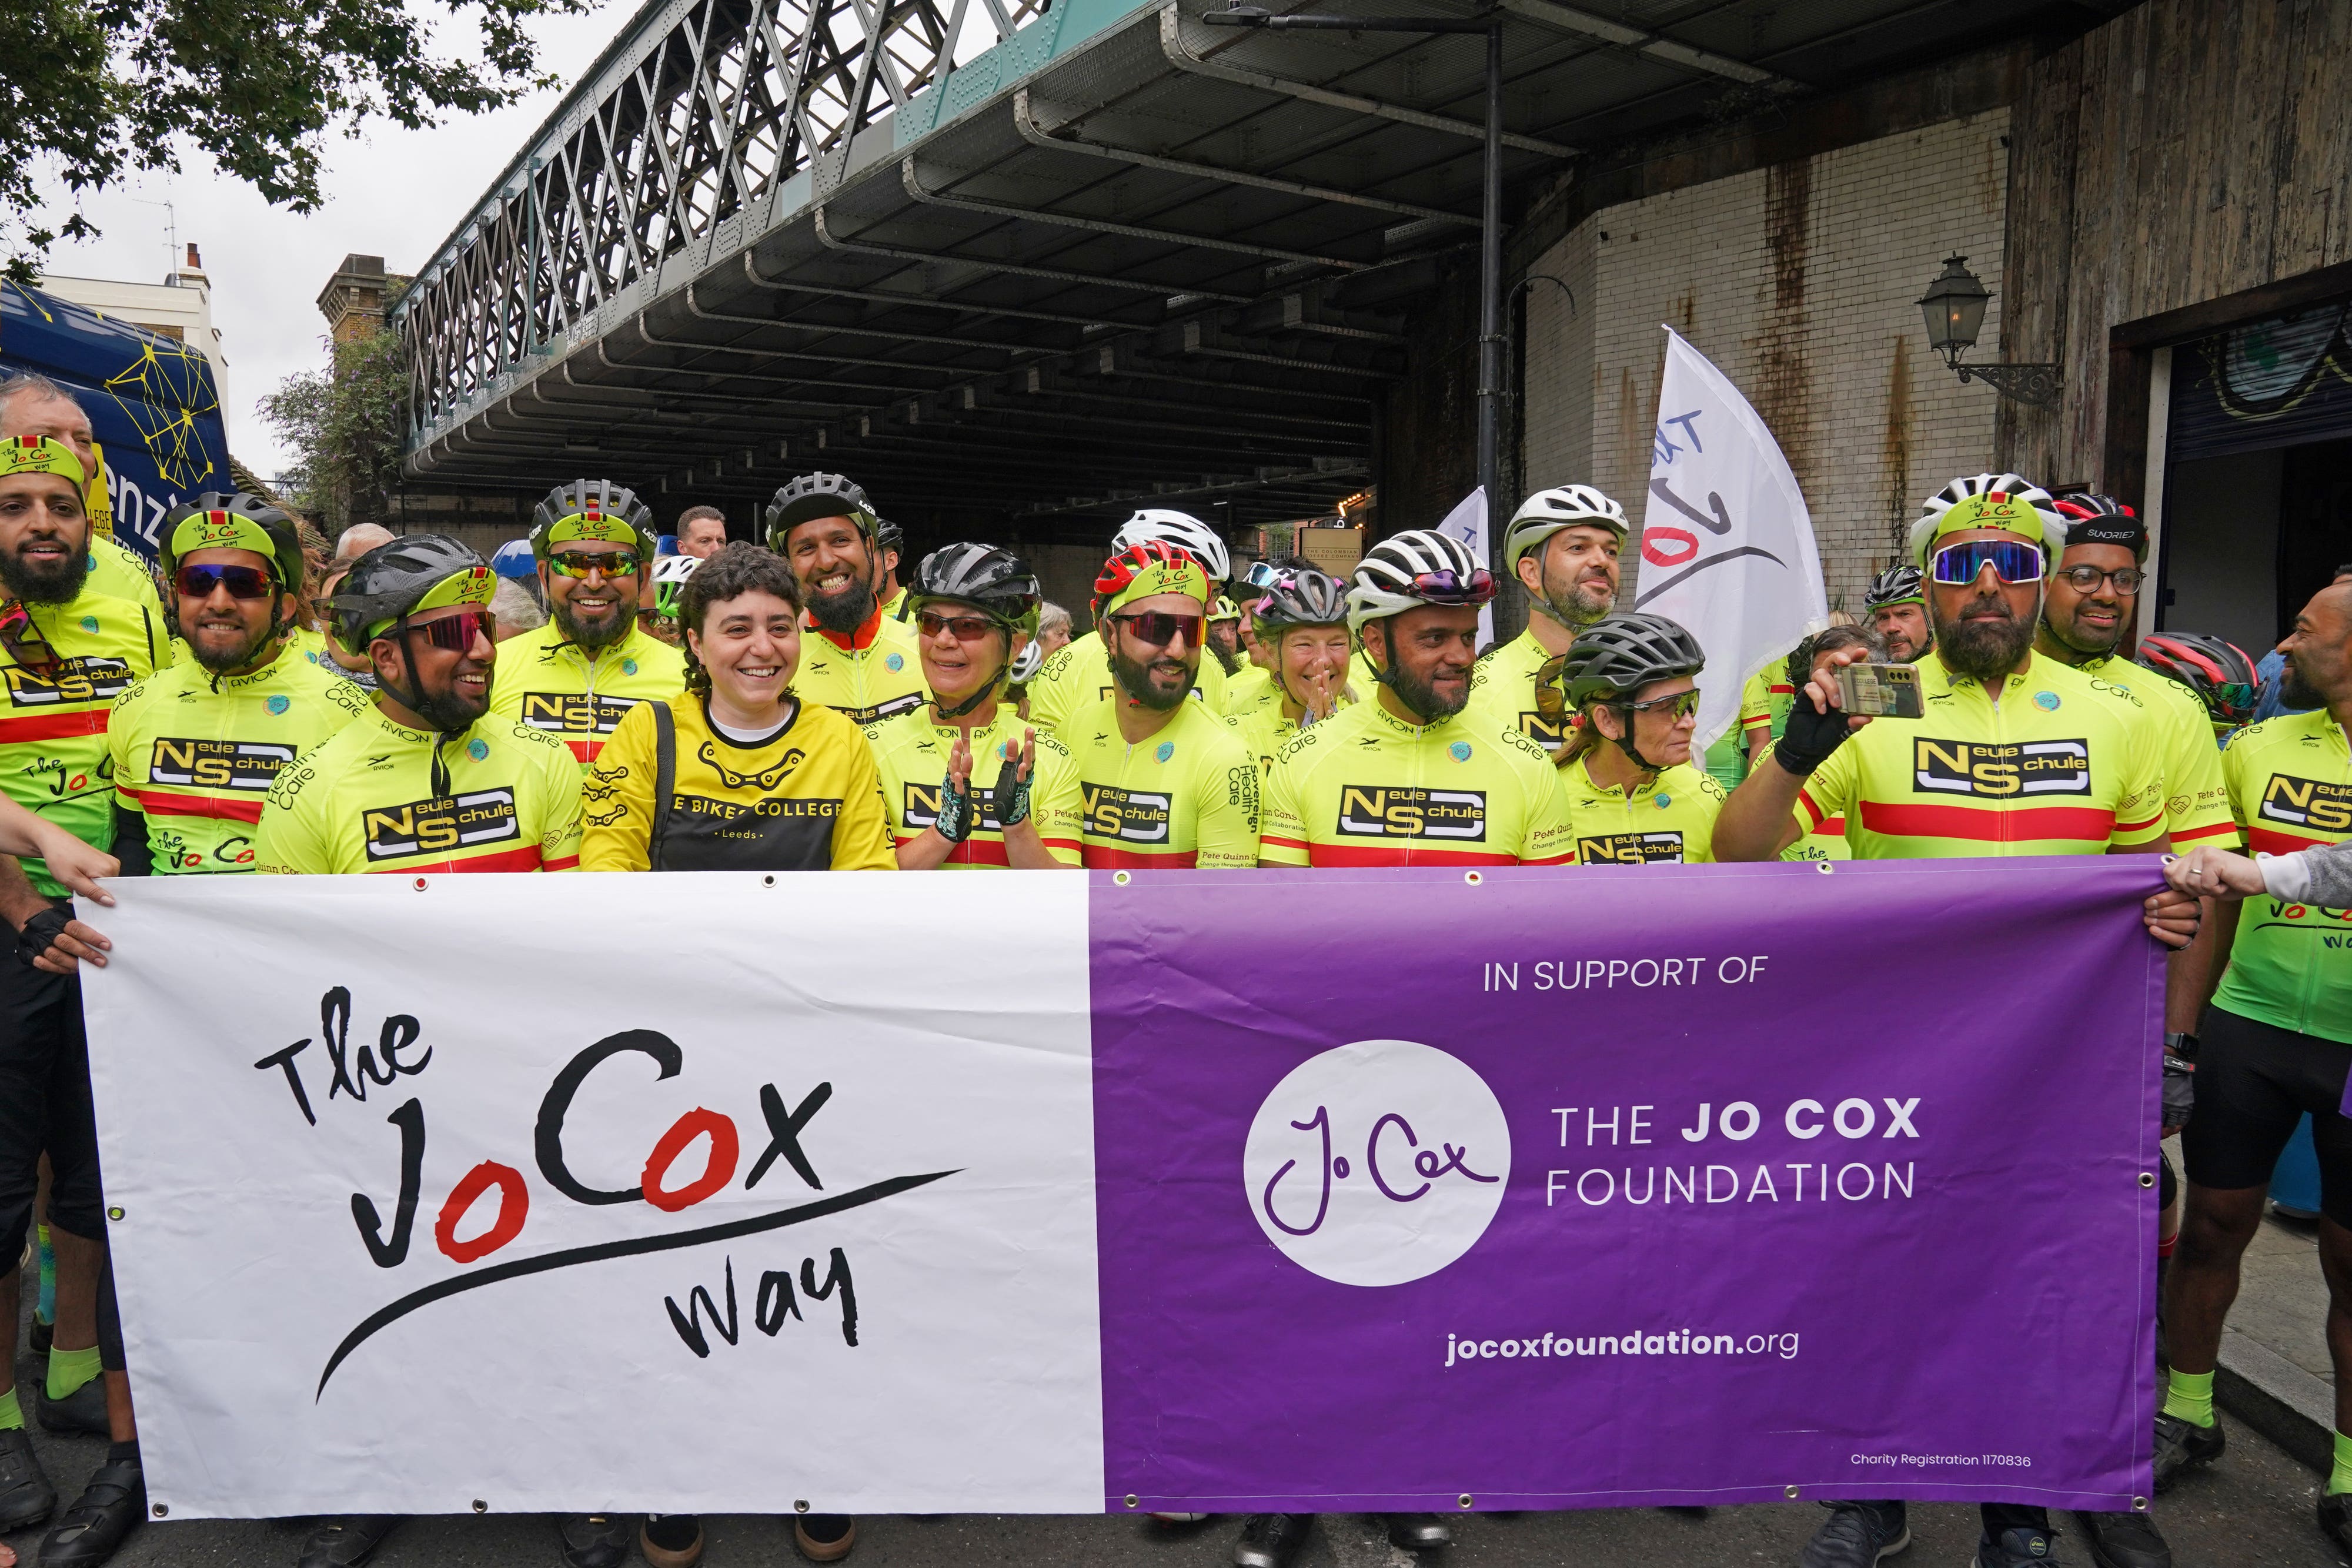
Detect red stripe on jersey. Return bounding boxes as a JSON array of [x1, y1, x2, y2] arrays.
[[1081, 846, 1200, 868], [128, 787, 264, 824], [1304, 844, 1521, 868], [1259, 833, 1309, 852], [1855, 801, 2118, 844], [1741, 715, 1772, 733], [2116, 807, 2164, 835], [1817, 816, 1846, 834], [0, 709, 108, 744], [1796, 790, 1830, 832], [2169, 818, 2241, 844], [543, 853, 580, 871], [2249, 825, 2333, 856], [364, 844, 547, 874]]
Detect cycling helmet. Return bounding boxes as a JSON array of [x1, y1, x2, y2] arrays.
[[874, 517, 904, 557], [489, 537, 538, 580], [1007, 639, 1046, 686], [530, 479, 658, 561], [1909, 473, 2063, 571], [652, 552, 700, 617], [763, 472, 880, 551], [1504, 484, 1628, 570], [329, 534, 496, 654], [159, 493, 304, 591], [2052, 492, 2148, 561], [1094, 540, 1209, 619], [1111, 509, 1230, 581], [1863, 564, 1926, 610], [1344, 529, 1492, 634], [1557, 613, 1707, 708], [1253, 567, 1349, 634], [2137, 632, 2260, 730], [907, 543, 1042, 638]]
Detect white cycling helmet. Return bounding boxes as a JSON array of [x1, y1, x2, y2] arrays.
[[652, 554, 701, 587], [1008, 640, 1046, 684], [1345, 528, 1492, 634], [1111, 508, 1231, 581], [1504, 484, 1628, 569], [1907, 473, 2064, 574]]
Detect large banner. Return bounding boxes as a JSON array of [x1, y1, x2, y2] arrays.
[[83, 861, 2165, 1520]]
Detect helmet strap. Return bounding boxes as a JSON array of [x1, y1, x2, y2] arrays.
[[384, 620, 483, 740]]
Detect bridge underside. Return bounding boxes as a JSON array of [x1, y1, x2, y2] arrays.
[[398, 0, 2107, 541]]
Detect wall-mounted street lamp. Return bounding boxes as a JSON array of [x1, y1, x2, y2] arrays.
[[1917, 254, 2061, 410]]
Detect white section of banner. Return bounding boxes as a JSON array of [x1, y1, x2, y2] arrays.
[[81, 873, 1103, 1519], [1434, 486, 1495, 648], [1635, 327, 1829, 752]]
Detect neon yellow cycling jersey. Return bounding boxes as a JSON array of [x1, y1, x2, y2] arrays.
[[487, 620, 685, 771], [1221, 663, 1275, 717], [108, 640, 366, 873], [1466, 627, 1567, 752], [1759, 740, 1851, 862], [2211, 709, 2352, 1043], [1739, 668, 1795, 747], [83, 535, 164, 625], [1027, 630, 1229, 739], [1261, 697, 1575, 867], [1560, 757, 1725, 865], [0, 592, 167, 894], [796, 611, 925, 726], [863, 703, 1083, 867], [288, 625, 334, 668], [1793, 653, 2167, 858], [255, 706, 583, 874], [1064, 694, 1258, 868], [2072, 653, 2240, 849]]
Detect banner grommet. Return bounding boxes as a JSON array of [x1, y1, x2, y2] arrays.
[[472, 1499, 487, 1514], [1114, 871, 1131, 886], [2139, 1172, 2156, 1188], [1815, 862, 1833, 874], [151, 1503, 166, 1517], [413, 878, 429, 892], [1464, 871, 1483, 885], [2133, 1496, 2148, 1511], [1456, 1494, 1473, 1509], [106, 1206, 123, 1221], [794, 1499, 810, 1513], [1785, 1485, 1800, 1499], [1124, 1495, 1138, 1509]]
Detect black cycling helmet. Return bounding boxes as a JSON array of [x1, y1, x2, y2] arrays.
[[530, 479, 658, 561], [2137, 632, 2260, 730], [329, 534, 495, 656], [906, 543, 1040, 718], [160, 493, 305, 590], [874, 517, 904, 556], [764, 472, 879, 551], [1557, 613, 1706, 709], [1863, 564, 1926, 610], [1251, 567, 1348, 633], [906, 543, 1041, 637]]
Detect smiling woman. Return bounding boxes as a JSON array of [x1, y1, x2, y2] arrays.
[[579, 543, 896, 872]]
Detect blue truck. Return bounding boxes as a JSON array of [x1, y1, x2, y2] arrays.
[[1, 279, 232, 560]]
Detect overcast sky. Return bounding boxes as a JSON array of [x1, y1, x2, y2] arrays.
[[31, 6, 625, 480]]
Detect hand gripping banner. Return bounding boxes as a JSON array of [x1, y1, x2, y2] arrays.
[[81, 859, 2164, 1519]]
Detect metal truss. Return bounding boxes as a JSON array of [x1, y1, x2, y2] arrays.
[[399, 0, 1048, 434]]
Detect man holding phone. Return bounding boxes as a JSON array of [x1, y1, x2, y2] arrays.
[[1712, 471, 2201, 1568]]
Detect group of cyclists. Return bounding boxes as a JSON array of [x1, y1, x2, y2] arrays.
[[0, 360, 2344, 1568]]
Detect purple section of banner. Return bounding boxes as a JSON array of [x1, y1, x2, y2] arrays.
[[1090, 858, 2165, 1514]]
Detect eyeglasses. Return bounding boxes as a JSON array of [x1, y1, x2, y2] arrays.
[[916, 610, 1000, 643], [1110, 611, 1203, 647], [2057, 564, 2146, 594], [549, 549, 642, 579], [1244, 560, 1289, 590], [0, 603, 56, 673], [175, 563, 275, 601], [1929, 540, 2046, 586], [409, 607, 493, 654], [1411, 568, 1498, 606], [1618, 690, 1702, 720]]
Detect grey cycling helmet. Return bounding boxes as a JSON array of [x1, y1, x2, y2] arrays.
[[330, 534, 495, 655], [907, 542, 1041, 637], [1863, 564, 1926, 610], [1558, 613, 1706, 709], [529, 479, 658, 561], [764, 472, 880, 550], [1252, 567, 1348, 633]]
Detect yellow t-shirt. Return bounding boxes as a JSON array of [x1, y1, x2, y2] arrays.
[[581, 695, 896, 872]]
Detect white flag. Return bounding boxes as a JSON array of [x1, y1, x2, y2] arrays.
[[1434, 486, 1494, 648], [1635, 327, 1828, 753]]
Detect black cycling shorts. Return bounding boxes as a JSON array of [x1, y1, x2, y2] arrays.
[[2181, 1006, 2352, 1228], [0, 938, 103, 1260]]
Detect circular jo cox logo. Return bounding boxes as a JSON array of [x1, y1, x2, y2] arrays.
[[1243, 1040, 1511, 1286]]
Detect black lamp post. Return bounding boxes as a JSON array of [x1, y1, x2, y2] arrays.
[[1916, 253, 2061, 410], [1202, 1, 1508, 562]]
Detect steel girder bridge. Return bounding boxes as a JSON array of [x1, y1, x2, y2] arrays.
[[393, 0, 2080, 535]]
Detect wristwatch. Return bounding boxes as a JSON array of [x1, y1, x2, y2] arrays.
[[2164, 1031, 2200, 1063]]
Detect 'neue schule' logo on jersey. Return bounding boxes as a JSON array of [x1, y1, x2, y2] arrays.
[[6, 657, 133, 707], [362, 790, 520, 860], [1337, 785, 1488, 840], [521, 693, 642, 736], [903, 780, 1006, 833], [2259, 774, 2352, 835], [1578, 831, 1685, 865], [1912, 738, 2090, 798], [150, 737, 296, 791], [1082, 783, 1171, 842]]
